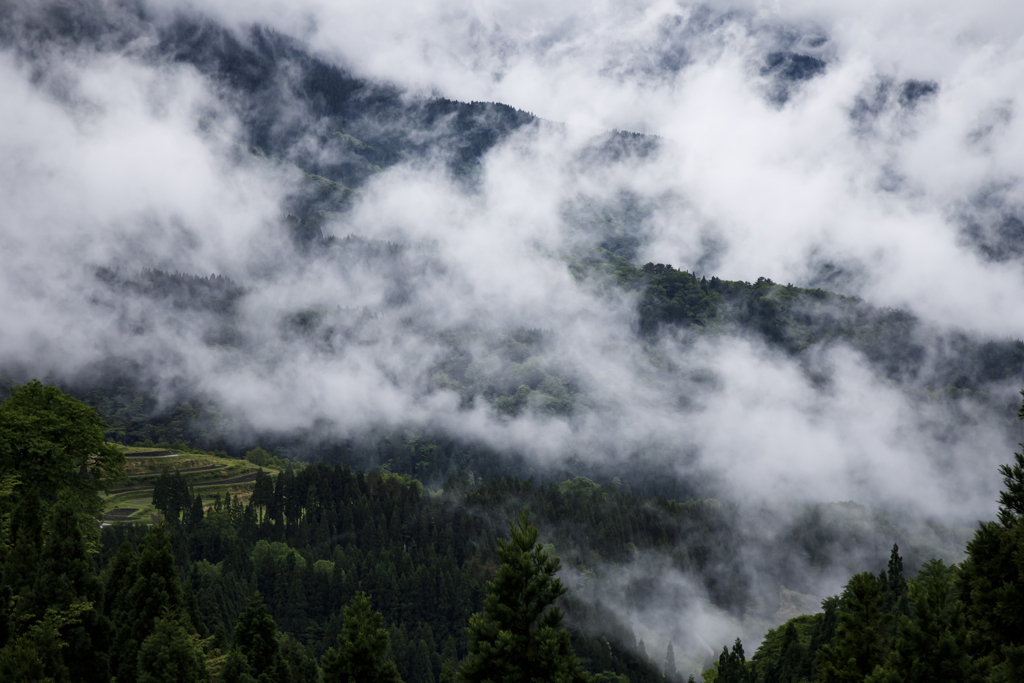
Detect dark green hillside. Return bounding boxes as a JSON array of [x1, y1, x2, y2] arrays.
[[572, 249, 1024, 391], [3, 382, 983, 682], [1, 384, 677, 682]]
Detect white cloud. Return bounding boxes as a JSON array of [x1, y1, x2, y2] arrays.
[[2, 0, 1023, 523]]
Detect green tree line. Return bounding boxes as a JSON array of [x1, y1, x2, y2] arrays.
[[706, 398, 1024, 683], [6, 381, 1024, 682], [0, 382, 668, 682]]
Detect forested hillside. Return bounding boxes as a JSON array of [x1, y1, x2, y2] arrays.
[[3, 384, 1024, 681], [708, 430, 1024, 683], [6, 251, 1021, 490], [0, 382, 692, 681]]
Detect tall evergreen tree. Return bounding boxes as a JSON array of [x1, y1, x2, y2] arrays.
[[231, 594, 290, 683], [5, 486, 43, 600], [817, 573, 891, 683], [0, 611, 69, 683], [664, 641, 678, 682], [322, 592, 402, 683], [220, 646, 258, 683], [882, 544, 908, 615], [136, 612, 210, 683], [30, 492, 112, 683], [103, 541, 139, 620], [111, 526, 191, 683], [280, 635, 320, 683], [458, 509, 590, 683], [716, 639, 751, 683], [866, 560, 973, 683], [765, 623, 803, 683], [958, 447, 1024, 680]]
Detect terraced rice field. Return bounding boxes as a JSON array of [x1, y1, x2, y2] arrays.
[[101, 446, 279, 523]]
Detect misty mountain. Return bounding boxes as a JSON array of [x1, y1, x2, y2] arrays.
[[5, 1, 1024, 679], [3, 0, 1023, 520]]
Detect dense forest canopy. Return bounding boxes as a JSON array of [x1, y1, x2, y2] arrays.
[[2, 384, 1024, 681]]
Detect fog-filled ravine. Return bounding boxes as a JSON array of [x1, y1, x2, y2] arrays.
[[3, 1, 1024, 681]]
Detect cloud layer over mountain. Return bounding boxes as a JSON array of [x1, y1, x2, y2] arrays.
[[2, 0, 1024, 528]]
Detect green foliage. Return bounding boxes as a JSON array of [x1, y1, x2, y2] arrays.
[[109, 526, 192, 683], [882, 544, 909, 614], [958, 447, 1024, 679], [557, 478, 602, 498], [817, 572, 892, 683], [136, 613, 209, 683], [279, 634, 320, 683], [12, 379, 1024, 683], [997, 447, 1024, 527], [0, 380, 125, 508], [152, 471, 193, 523], [740, 423, 1024, 683], [715, 639, 752, 683], [220, 647, 258, 683], [459, 509, 590, 683], [322, 592, 402, 683], [29, 492, 111, 683], [247, 447, 287, 471], [231, 595, 290, 683], [866, 560, 972, 683], [0, 608, 70, 683]]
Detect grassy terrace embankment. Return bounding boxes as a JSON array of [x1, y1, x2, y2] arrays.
[[101, 445, 280, 523]]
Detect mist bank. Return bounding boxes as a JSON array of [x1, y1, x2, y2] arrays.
[[1, 0, 1023, 525]]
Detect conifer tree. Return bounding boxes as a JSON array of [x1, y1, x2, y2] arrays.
[[31, 492, 112, 683], [882, 544, 908, 614], [766, 623, 803, 683], [136, 612, 209, 683], [231, 594, 290, 683], [220, 647, 257, 683], [322, 592, 402, 683], [817, 573, 891, 683], [958, 446, 1024, 680], [664, 641, 678, 682], [458, 509, 590, 683], [111, 526, 191, 683], [866, 560, 972, 683], [716, 639, 751, 683], [412, 638, 436, 683], [0, 610, 69, 683], [103, 541, 138, 620], [280, 635, 320, 683], [6, 486, 43, 599]]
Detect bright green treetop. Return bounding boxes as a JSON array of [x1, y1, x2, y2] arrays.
[[459, 509, 590, 683], [136, 612, 209, 683], [0, 380, 125, 508]]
